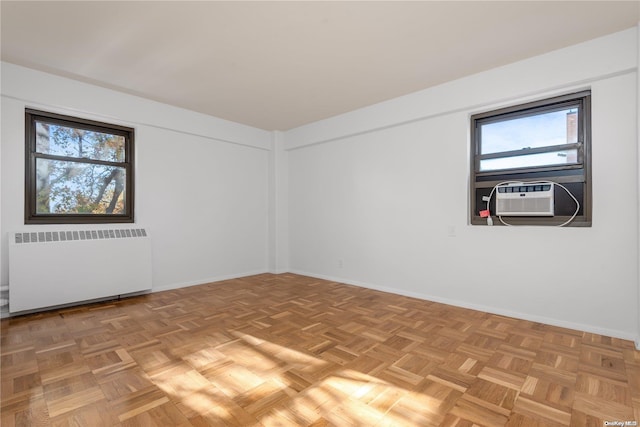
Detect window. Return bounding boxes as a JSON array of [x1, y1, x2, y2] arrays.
[[25, 109, 135, 224], [470, 91, 591, 226]]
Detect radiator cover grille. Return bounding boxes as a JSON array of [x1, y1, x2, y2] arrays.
[[14, 228, 148, 244]]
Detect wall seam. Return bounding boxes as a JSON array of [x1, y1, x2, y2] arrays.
[[286, 67, 637, 151], [1, 94, 270, 151]]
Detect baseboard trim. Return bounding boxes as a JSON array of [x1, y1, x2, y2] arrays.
[[151, 270, 270, 293], [289, 269, 638, 343], [3, 269, 636, 345]]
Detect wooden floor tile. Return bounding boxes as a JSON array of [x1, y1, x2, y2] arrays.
[[1, 273, 638, 426]]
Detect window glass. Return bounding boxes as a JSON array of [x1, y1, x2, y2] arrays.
[[480, 107, 578, 155], [35, 159, 126, 214], [35, 122, 125, 161], [479, 149, 578, 171]]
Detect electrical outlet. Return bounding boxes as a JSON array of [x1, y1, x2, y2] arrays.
[[447, 225, 456, 237], [338, 259, 344, 268]]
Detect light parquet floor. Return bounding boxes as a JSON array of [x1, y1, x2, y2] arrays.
[[1, 273, 639, 426]]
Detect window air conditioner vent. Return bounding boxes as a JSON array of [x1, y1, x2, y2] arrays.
[[495, 183, 554, 216]]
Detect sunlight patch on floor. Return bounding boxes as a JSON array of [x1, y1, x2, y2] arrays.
[[156, 331, 440, 425]]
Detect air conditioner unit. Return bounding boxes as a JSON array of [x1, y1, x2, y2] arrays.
[[495, 183, 554, 216]]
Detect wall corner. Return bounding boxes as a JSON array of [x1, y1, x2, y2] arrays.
[[635, 22, 640, 350], [267, 130, 289, 274]]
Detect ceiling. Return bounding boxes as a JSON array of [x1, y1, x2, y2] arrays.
[[2, 1, 638, 131]]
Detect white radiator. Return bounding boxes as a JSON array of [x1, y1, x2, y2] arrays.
[[9, 228, 152, 313]]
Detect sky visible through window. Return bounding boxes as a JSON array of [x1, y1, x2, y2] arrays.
[[479, 108, 578, 171]]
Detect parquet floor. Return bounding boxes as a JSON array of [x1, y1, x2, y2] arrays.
[[1, 273, 639, 426]]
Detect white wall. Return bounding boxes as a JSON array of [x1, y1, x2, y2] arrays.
[[1, 28, 638, 344], [285, 28, 640, 342], [1, 62, 272, 292]]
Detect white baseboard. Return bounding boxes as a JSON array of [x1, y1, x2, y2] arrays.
[[289, 269, 638, 343], [4, 268, 637, 346], [151, 269, 270, 293]]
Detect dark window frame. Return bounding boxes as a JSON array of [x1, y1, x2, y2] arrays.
[[470, 91, 591, 226], [25, 109, 135, 224]]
